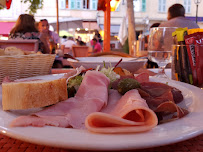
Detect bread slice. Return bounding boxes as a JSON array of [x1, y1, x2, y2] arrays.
[[2, 78, 68, 110]]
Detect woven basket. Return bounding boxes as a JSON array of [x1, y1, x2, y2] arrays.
[[0, 54, 56, 84]]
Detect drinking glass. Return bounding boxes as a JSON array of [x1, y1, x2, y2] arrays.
[[148, 27, 177, 78]]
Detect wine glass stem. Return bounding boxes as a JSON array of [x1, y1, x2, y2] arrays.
[[156, 66, 169, 78], [158, 66, 165, 75]]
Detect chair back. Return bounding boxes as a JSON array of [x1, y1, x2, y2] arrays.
[[63, 47, 71, 54], [72, 45, 89, 57], [0, 39, 39, 52]]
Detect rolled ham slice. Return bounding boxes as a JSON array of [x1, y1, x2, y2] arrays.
[[10, 71, 110, 129], [85, 89, 158, 133]]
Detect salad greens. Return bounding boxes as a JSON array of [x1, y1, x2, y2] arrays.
[[100, 67, 120, 83], [66, 65, 120, 97], [68, 75, 83, 89], [67, 75, 83, 97]]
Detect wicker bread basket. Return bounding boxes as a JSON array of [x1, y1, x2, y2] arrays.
[[0, 54, 56, 84]]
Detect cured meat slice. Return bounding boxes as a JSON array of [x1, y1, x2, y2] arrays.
[[155, 101, 189, 123], [139, 82, 184, 109], [134, 72, 149, 83], [85, 89, 158, 133], [10, 71, 110, 129]]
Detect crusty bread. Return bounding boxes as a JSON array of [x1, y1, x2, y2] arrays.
[[2, 78, 68, 110], [23, 51, 36, 55], [4, 47, 25, 56]]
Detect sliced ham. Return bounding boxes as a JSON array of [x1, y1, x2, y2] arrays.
[[85, 89, 158, 133], [10, 71, 110, 129]]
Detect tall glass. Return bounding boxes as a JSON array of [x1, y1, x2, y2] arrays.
[[148, 27, 177, 78]]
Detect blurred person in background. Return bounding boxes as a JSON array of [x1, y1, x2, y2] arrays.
[[159, 3, 199, 29], [62, 36, 76, 48], [61, 36, 76, 56], [9, 14, 50, 54], [93, 30, 103, 47], [91, 38, 102, 53], [76, 39, 86, 46], [150, 23, 161, 28], [38, 19, 60, 53], [61, 35, 67, 44]]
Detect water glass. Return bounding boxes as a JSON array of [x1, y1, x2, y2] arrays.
[[148, 27, 177, 78]]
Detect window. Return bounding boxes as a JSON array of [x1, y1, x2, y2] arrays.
[[83, 0, 90, 9], [70, 0, 75, 9], [60, 0, 97, 10], [59, 0, 66, 9], [133, 0, 146, 12], [158, 0, 166, 12], [142, 0, 146, 12], [134, 0, 141, 12], [183, 0, 191, 13], [76, 0, 82, 9], [90, 0, 97, 10]]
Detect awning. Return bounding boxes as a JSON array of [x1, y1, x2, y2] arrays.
[[82, 21, 100, 30], [0, 22, 15, 36], [49, 18, 83, 31], [99, 24, 120, 35]]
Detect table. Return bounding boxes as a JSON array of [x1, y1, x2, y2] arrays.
[[0, 133, 202, 152], [0, 68, 202, 152]]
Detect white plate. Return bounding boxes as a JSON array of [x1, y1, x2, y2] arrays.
[[67, 57, 147, 72], [0, 74, 203, 151]]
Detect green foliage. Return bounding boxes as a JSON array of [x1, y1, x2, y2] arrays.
[[0, 0, 43, 14], [21, 0, 44, 14]]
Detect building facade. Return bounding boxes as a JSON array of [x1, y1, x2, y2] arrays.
[[0, 0, 203, 37]]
